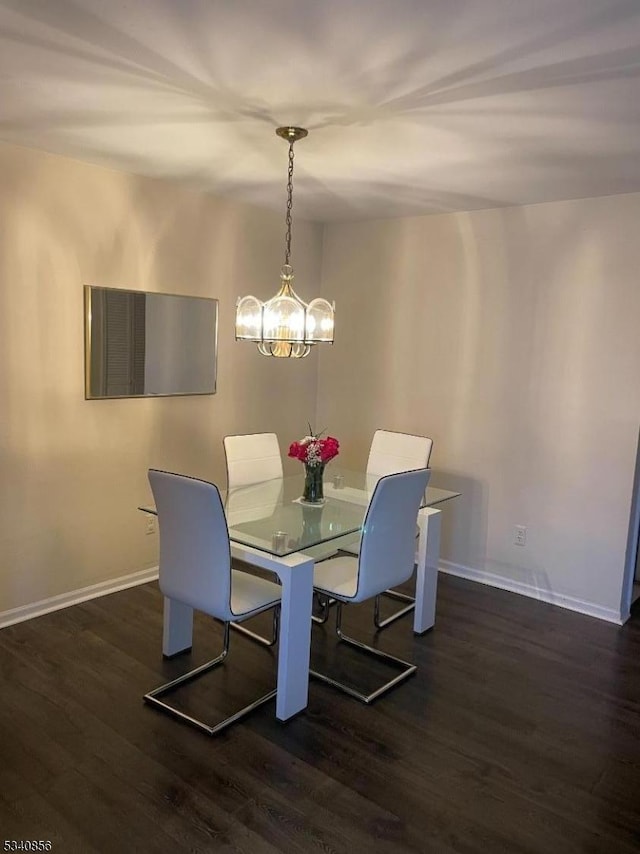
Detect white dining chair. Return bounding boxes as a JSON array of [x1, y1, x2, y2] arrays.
[[224, 431, 338, 641], [340, 429, 433, 630], [310, 467, 431, 703], [145, 469, 282, 735], [223, 432, 284, 487], [222, 433, 285, 645], [367, 429, 434, 480]]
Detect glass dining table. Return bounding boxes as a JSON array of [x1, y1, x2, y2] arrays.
[[141, 468, 460, 723]]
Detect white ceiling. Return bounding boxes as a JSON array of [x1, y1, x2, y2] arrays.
[[0, 0, 639, 222]]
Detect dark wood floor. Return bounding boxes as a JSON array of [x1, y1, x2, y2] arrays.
[[1, 574, 639, 854]]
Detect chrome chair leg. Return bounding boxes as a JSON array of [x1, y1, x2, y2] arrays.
[[310, 602, 417, 704], [232, 589, 333, 641], [229, 605, 280, 647], [374, 589, 416, 630], [144, 620, 277, 735], [312, 592, 332, 625]]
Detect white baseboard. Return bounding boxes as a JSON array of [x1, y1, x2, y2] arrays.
[[1, 560, 626, 631], [439, 559, 625, 625], [0, 567, 159, 630]]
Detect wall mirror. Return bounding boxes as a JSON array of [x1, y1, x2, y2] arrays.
[[84, 285, 218, 399]]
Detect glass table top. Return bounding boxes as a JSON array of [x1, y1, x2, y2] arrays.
[[140, 467, 460, 557]]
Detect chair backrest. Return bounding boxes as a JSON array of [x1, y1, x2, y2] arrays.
[[354, 468, 431, 603], [366, 429, 433, 478], [148, 469, 234, 621], [224, 432, 284, 488], [225, 478, 284, 526]]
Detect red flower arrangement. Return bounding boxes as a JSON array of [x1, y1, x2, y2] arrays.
[[288, 428, 340, 467]]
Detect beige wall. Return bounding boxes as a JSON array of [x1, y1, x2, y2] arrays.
[[317, 194, 640, 618], [3, 140, 638, 624], [0, 143, 322, 614]]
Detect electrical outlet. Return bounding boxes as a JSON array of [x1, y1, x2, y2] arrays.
[[145, 516, 156, 535], [514, 525, 527, 546]]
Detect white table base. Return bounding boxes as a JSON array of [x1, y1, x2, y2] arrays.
[[413, 506, 442, 634]]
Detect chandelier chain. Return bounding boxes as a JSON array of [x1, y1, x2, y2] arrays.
[[284, 141, 295, 266]]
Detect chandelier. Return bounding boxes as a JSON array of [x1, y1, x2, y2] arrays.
[[235, 127, 335, 358]]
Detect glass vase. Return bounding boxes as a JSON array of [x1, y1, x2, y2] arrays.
[[303, 463, 325, 503]]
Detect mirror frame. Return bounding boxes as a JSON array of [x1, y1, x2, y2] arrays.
[[84, 285, 219, 400]]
